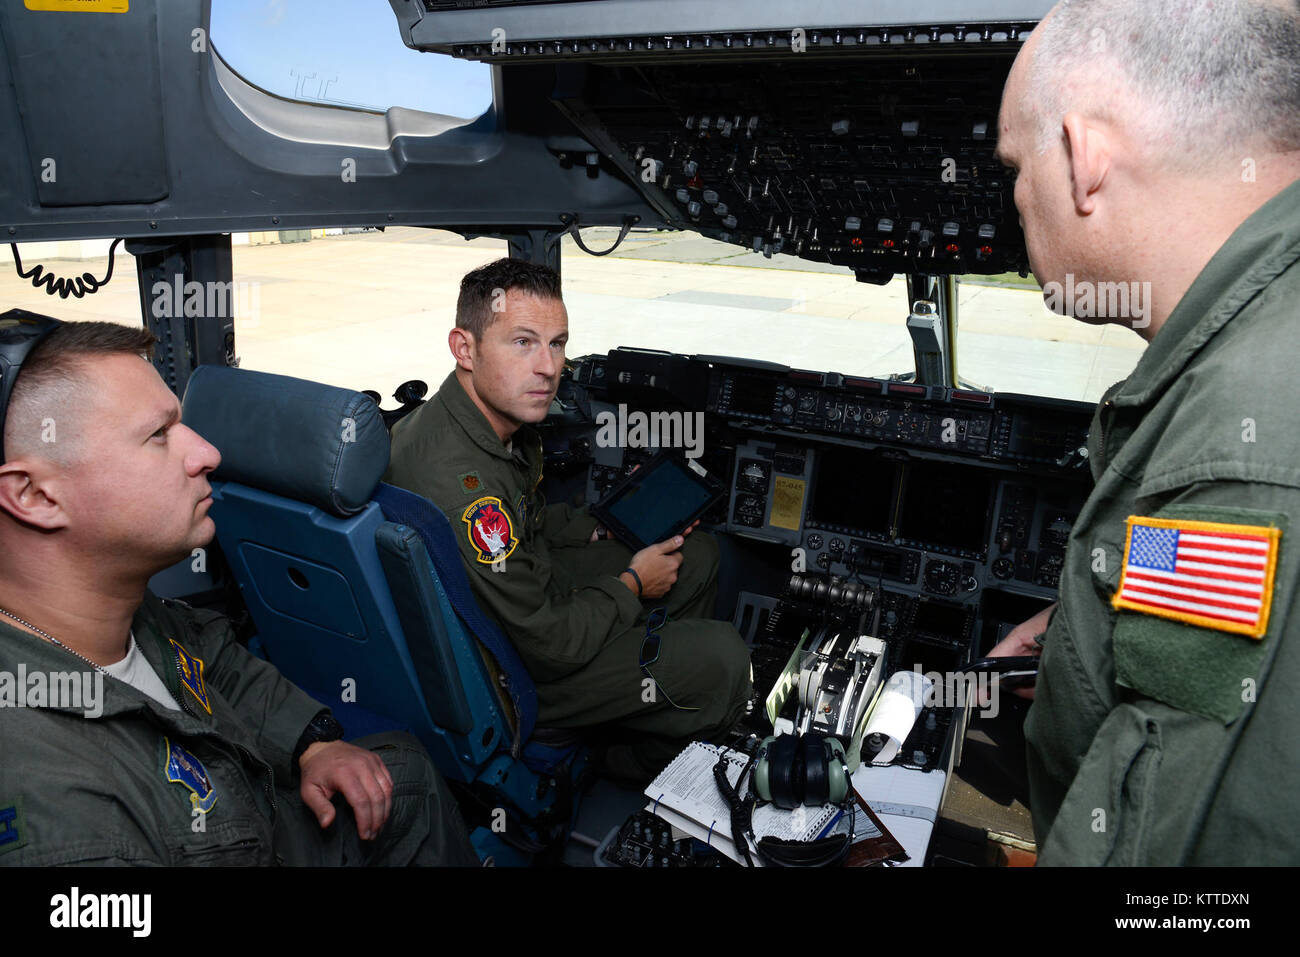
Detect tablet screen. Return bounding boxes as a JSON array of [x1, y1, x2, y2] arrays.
[[597, 456, 722, 548]]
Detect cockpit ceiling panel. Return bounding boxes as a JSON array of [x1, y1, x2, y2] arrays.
[[395, 0, 1055, 62], [552, 54, 1028, 281]]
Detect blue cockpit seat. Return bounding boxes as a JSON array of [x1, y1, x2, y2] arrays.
[[181, 365, 583, 859]]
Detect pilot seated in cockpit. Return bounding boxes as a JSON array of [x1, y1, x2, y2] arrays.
[[385, 258, 752, 784], [0, 315, 478, 866]]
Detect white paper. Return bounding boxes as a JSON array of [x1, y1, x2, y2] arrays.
[[863, 670, 933, 764], [851, 763, 947, 868]]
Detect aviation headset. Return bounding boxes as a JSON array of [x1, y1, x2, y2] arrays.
[[714, 733, 856, 867], [753, 731, 850, 809], [0, 310, 63, 464]]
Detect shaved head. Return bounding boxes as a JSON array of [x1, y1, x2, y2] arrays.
[[1022, 0, 1300, 170]]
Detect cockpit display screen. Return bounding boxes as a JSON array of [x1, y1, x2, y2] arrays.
[[724, 374, 777, 418], [1007, 414, 1073, 460], [912, 600, 967, 639], [897, 461, 992, 553], [807, 445, 897, 535]]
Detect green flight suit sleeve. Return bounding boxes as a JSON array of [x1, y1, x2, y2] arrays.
[[539, 501, 599, 547], [1033, 479, 1300, 864], [177, 603, 330, 782], [451, 492, 642, 682]]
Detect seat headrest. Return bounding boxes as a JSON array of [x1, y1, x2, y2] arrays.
[[182, 365, 389, 517]]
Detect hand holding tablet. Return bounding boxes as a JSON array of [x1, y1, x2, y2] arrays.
[[590, 450, 726, 551]]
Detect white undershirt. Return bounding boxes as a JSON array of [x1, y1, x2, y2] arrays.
[[102, 632, 182, 711]]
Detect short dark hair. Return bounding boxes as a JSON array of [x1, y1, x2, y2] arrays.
[[455, 258, 563, 341], [18, 320, 156, 390], [4, 321, 157, 463]]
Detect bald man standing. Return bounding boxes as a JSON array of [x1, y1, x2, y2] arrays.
[[988, 0, 1300, 864]]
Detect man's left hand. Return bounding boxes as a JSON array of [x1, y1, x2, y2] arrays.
[[299, 740, 394, 840]]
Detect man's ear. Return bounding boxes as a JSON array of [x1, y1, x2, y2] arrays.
[[448, 326, 476, 372], [0, 461, 69, 530], [1061, 111, 1110, 215]]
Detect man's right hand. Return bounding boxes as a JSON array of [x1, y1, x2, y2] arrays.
[[622, 536, 685, 600], [985, 602, 1056, 701]]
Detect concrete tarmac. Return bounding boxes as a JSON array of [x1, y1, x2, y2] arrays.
[[1, 227, 1145, 406]]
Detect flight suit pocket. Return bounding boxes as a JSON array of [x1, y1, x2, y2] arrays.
[[168, 819, 270, 866], [1039, 704, 1162, 866]]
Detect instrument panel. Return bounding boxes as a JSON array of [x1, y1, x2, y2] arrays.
[[563, 347, 1092, 662], [394, 2, 1054, 281]]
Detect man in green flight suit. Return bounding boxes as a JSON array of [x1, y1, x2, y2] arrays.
[[0, 314, 478, 865], [385, 258, 752, 783], [988, 0, 1300, 863]]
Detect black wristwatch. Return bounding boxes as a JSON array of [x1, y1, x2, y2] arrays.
[[292, 711, 345, 766]]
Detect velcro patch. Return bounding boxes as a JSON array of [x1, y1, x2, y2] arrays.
[[1113, 515, 1281, 639], [462, 496, 518, 564]]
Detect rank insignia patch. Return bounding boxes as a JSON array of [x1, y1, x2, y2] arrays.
[[163, 738, 217, 813], [1113, 515, 1281, 638], [459, 471, 481, 493], [0, 798, 27, 857], [169, 638, 212, 713], [462, 496, 518, 564]]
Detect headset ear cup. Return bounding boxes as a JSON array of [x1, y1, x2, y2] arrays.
[[800, 733, 825, 805], [753, 736, 776, 803], [825, 737, 849, 805], [768, 734, 799, 810]]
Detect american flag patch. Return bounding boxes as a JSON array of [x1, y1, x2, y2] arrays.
[[1113, 516, 1281, 639]]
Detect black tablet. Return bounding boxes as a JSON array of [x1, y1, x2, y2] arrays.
[[590, 450, 726, 551]]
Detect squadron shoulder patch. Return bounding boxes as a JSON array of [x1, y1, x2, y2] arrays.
[[1113, 515, 1281, 638], [169, 638, 212, 713], [462, 496, 518, 564], [162, 737, 217, 813]]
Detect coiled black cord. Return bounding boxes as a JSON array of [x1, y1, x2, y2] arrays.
[[10, 238, 123, 299]]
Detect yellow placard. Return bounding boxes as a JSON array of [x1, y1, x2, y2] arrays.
[[24, 1, 128, 12], [770, 476, 806, 531]]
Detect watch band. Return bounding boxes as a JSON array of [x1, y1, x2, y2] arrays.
[[292, 711, 345, 766], [622, 566, 643, 598]]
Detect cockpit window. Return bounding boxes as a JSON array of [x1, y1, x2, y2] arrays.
[[209, 0, 493, 120], [953, 273, 1146, 402], [559, 228, 914, 383], [559, 229, 1144, 403]]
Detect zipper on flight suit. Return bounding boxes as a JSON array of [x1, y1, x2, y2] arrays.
[[171, 651, 279, 819], [1095, 399, 1115, 470]]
